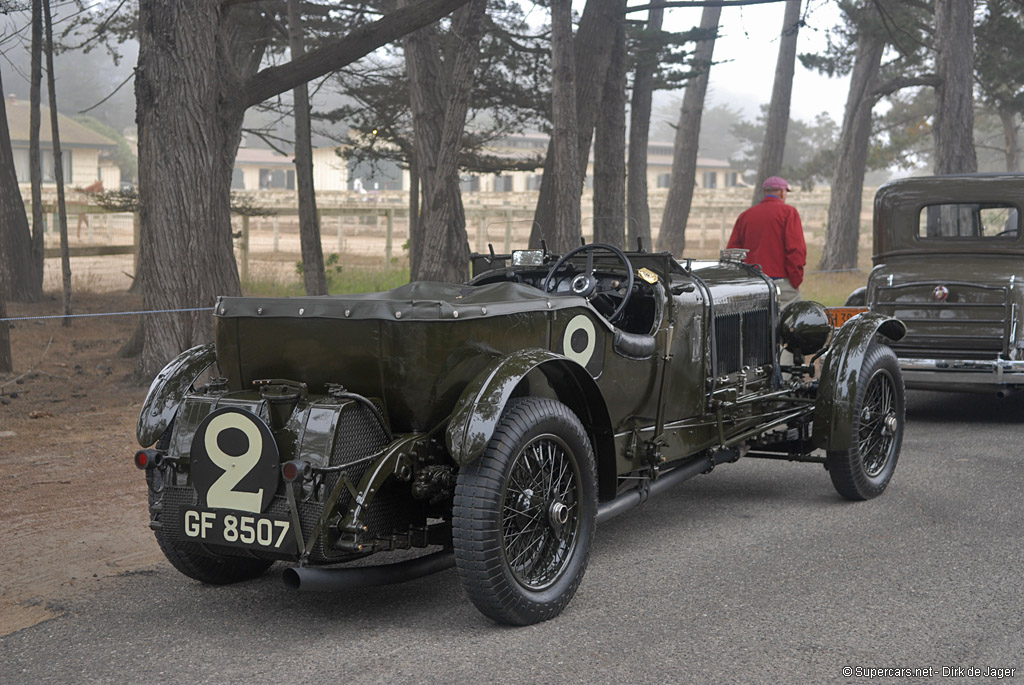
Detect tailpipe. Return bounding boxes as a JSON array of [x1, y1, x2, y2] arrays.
[[282, 550, 455, 592]]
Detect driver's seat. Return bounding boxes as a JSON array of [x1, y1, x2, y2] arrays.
[[613, 328, 657, 360]]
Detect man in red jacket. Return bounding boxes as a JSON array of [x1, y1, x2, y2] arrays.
[[727, 176, 806, 307]]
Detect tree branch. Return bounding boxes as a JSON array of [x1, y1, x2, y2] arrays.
[[626, 0, 788, 13], [242, 0, 472, 108], [874, 74, 940, 99]]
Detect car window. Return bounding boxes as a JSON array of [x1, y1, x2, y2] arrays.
[[917, 203, 1019, 239]]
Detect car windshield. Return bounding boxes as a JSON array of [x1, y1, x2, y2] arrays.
[[917, 203, 1019, 239]]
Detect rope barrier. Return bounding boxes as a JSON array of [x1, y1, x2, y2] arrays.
[[0, 307, 215, 323]]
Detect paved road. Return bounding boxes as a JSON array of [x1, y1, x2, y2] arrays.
[[2, 391, 1023, 684]]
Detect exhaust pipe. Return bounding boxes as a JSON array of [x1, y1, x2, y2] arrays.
[[283, 550, 455, 592], [596, 453, 720, 525]]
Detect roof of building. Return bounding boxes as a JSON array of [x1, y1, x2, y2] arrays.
[[5, 97, 117, 149], [235, 147, 293, 166]]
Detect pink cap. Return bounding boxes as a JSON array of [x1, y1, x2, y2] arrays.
[[762, 176, 791, 192]]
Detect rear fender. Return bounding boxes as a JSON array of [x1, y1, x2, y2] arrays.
[[445, 348, 616, 499], [137, 343, 216, 447], [813, 313, 906, 451]]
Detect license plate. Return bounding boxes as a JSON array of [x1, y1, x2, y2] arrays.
[[182, 507, 297, 554], [827, 307, 868, 328]]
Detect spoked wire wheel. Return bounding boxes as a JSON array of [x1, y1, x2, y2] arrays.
[[827, 343, 905, 500], [454, 397, 597, 625], [502, 434, 582, 591]]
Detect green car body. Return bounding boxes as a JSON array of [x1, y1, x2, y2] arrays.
[[850, 173, 1024, 394], [137, 245, 906, 625]]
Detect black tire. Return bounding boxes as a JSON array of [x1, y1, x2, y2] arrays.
[[826, 343, 904, 500], [453, 397, 597, 625], [147, 423, 272, 585], [152, 533, 272, 585]]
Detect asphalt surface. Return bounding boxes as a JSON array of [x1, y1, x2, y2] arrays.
[[2, 390, 1023, 684]]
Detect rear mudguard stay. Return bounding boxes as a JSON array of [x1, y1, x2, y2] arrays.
[[812, 313, 906, 452], [136, 342, 216, 447], [445, 347, 610, 467]]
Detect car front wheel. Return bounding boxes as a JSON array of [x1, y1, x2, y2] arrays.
[[826, 343, 905, 500], [453, 397, 597, 625]]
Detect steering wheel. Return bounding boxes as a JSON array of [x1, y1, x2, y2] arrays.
[[541, 243, 635, 324]]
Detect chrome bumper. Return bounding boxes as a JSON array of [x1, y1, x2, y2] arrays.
[[899, 357, 1024, 388]]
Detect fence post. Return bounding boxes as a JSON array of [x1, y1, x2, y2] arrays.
[[336, 214, 344, 253], [719, 208, 727, 251], [477, 212, 487, 253], [240, 214, 250, 283], [504, 210, 512, 253], [132, 212, 141, 276], [273, 215, 280, 253], [385, 209, 394, 265]]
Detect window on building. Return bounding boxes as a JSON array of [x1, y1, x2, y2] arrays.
[[726, 172, 738, 187], [703, 172, 718, 189], [231, 168, 245, 189], [527, 174, 543, 190], [656, 173, 671, 188], [12, 148, 72, 183], [494, 176, 514, 192], [460, 175, 480, 193], [259, 168, 293, 190]]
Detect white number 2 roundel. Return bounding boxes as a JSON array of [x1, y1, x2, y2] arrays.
[[562, 314, 597, 368], [190, 407, 279, 514]]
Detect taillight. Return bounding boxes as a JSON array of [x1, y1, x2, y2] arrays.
[[134, 449, 160, 469], [282, 460, 311, 482]]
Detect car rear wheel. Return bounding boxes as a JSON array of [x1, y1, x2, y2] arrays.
[[826, 343, 905, 500], [147, 425, 272, 585], [153, 533, 273, 585], [453, 397, 597, 625]]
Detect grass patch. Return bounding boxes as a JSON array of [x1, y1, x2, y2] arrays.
[[800, 245, 874, 306], [242, 262, 409, 298]]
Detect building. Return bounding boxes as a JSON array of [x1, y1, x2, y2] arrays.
[[6, 95, 121, 190], [232, 146, 349, 191]]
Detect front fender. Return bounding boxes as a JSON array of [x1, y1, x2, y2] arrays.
[[136, 342, 216, 447], [445, 347, 606, 466], [813, 313, 906, 451]]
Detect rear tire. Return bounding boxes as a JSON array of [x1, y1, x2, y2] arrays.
[[827, 344, 904, 500], [153, 532, 272, 585], [453, 398, 597, 625]]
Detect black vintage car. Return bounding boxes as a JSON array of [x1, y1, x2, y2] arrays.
[[846, 174, 1024, 395], [135, 244, 906, 625]]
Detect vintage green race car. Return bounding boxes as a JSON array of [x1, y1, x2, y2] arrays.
[[135, 243, 906, 625]]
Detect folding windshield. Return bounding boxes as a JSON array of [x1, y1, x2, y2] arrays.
[[917, 203, 1019, 239]]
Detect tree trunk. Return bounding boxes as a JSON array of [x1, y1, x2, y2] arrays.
[[288, 0, 328, 296], [408, 161, 420, 273], [626, 6, 664, 251], [592, 10, 627, 248], [29, 0, 44, 298], [135, 0, 246, 378], [44, 0, 72, 325], [658, 6, 721, 254], [819, 32, 885, 272], [0, 280, 10, 374], [998, 106, 1019, 172], [550, 0, 581, 253], [0, 68, 38, 303], [412, 0, 486, 283], [751, 0, 802, 206], [933, 0, 977, 174], [529, 0, 623, 252], [134, 0, 471, 378]]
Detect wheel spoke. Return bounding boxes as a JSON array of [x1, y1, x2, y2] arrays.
[[500, 434, 581, 590]]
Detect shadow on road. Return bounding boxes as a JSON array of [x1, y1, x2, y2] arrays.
[[906, 389, 1024, 424]]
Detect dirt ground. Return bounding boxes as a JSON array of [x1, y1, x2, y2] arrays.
[[0, 293, 163, 636]]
